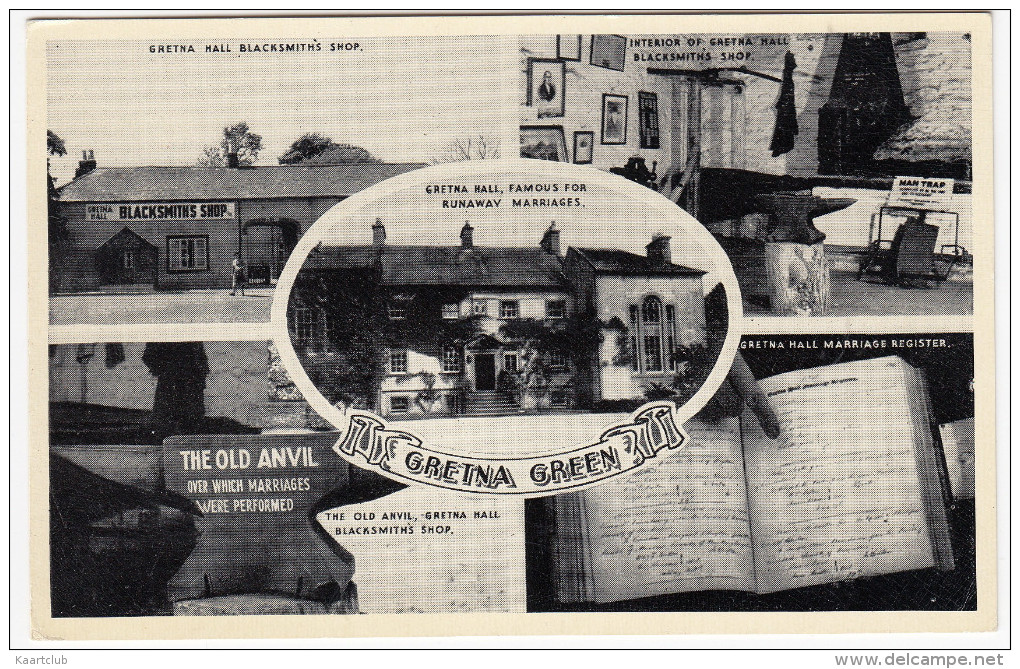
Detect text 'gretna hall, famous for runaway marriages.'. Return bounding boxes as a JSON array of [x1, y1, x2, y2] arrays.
[[288, 219, 710, 418], [50, 154, 425, 292]]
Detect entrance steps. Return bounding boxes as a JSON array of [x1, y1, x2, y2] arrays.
[[464, 391, 519, 417]]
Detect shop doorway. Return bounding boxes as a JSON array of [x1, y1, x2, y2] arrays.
[[241, 218, 300, 285], [95, 227, 158, 286]]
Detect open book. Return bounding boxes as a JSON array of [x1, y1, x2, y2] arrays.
[[544, 356, 955, 604]]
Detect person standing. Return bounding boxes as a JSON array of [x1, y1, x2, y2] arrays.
[[230, 251, 245, 296]]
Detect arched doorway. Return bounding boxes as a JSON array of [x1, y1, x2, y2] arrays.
[[241, 218, 300, 285]]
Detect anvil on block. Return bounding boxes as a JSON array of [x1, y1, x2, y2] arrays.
[[753, 192, 857, 245]]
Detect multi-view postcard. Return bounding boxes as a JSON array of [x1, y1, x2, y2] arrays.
[[26, 13, 994, 641]]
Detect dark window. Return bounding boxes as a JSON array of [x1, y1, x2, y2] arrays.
[[166, 235, 209, 272], [289, 306, 324, 349], [548, 350, 567, 369], [389, 396, 409, 414], [546, 299, 566, 319]]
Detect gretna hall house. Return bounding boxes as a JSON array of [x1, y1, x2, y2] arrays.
[[289, 220, 707, 418]]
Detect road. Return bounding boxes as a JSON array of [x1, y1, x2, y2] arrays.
[[50, 288, 275, 326]]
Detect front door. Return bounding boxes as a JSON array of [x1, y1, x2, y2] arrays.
[[474, 354, 496, 391]]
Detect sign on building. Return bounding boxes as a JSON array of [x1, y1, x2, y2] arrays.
[[86, 201, 237, 222]]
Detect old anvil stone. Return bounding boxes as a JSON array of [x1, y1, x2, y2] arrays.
[[754, 192, 857, 245], [163, 432, 356, 606]]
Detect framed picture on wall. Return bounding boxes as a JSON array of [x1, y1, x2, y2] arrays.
[[556, 35, 582, 61], [601, 94, 628, 145], [590, 34, 627, 71], [520, 125, 568, 162], [638, 91, 660, 149], [527, 58, 565, 118], [573, 131, 594, 164]]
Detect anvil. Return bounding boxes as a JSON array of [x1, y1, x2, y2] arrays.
[[754, 192, 857, 245]]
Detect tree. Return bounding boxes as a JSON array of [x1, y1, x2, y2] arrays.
[[48, 130, 67, 158], [196, 122, 262, 166], [279, 133, 379, 165], [430, 135, 500, 164], [48, 131, 68, 292]]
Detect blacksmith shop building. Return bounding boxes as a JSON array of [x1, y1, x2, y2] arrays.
[[290, 220, 708, 418], [52, 158, 425, 292]]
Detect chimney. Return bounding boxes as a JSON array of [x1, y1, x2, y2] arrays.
[[226, 152, 240, 168], [74, 149, 97, 180], [372, 218, 386, 247], [460, 221, 474, 249], [540, 221, 560, 255], [646, 234, 672, 266]]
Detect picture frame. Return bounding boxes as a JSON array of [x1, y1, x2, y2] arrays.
[[638, 91, 660, 149], [556, 35, 582, 61], [601, 94, 628, 145], [590, 34, 627, 72], [573, 131, 594, 164], [526, 58, 565, 118], [520, 125, 568, 162]]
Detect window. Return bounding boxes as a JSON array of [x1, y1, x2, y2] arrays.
[[550, 390, 568, 407], [628, 296, 675, 374], [387, 302, 407, 320], [389, 349, 408, 374], [665, 305, 677, 371], [628, 305, 640, 372], [389, 396, 409, 414], [643, 335, 663, 372], [166, 235, 208, 272], [442, 346, 462, 373], [548, 350, 567, 369], [289, 306, 324, 348], [546, 299, 566, 319], [442, 302, 460, 319], [638, 92, 660, 149], [122, 250, 134, 269], [472, 299, 488, 315], [499, 300, 520, 319], [503, 352, 519, 373]]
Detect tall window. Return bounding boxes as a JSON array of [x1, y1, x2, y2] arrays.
[[503, 352, 519, 373], [289, 306, 324, 349], [442, 345, 462, 373], [499, 300, 520, 319], [628, 305, 640, 372], [665, 305, 677, 371], [472, 299, 488, 315], [167, 235, 208, 272], [629, 295, 676, 374], [389, 349, 408, 374]]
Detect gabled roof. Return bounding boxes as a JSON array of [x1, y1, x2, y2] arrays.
[[57, 163, 427, 202], [303, 244, 568, 289], [570, 248, 705, 276]]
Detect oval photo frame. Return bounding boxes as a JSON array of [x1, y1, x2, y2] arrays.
[[271, 159, 743, 496]]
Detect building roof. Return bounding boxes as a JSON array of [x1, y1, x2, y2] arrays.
[[571, 248, 705, 276], [304, 244, 569, 289], [57, 163, 427, 202]]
